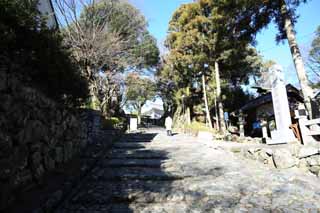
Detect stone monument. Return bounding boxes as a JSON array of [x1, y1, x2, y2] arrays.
[[268, 65, 296, 144]]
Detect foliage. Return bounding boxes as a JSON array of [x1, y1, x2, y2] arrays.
[[124, 72, 156, 116], [101, 116, 127, 130], [208, 0, 308, 43], [222, 86, 253, 113], [54, 0, 159, 112], [0, 0, 88, 106], [157, 0, 263, 124], [184, 121, 217, 134]]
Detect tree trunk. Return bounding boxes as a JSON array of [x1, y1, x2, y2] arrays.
[[215, 61, 226, 133], [88, 83, 99, 110], [185, 87, 191, 124], [280, 0, 314, 117], [86, 66, 100, 110], [137, 105, 142, 125], [214, 94, 219, 131], [202, 74, 213, 129]]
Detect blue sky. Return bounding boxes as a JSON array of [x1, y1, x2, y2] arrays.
[[128, 0, 320, 87]]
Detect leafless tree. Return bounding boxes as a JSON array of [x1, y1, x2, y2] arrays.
[[53, 0, 148, 109]]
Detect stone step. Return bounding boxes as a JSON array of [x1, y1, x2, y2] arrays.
[[69, 180, 205, 205], [118, 134, 157, 143], [100, 159, 167, 168], [107, 150, 168, 160], [109, 202, 190, 213], [112, 143, 149, 149], [91, 167, 188, 181], [58, 202, 190, 213]]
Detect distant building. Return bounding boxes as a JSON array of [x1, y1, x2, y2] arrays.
[[38, 0, 58, 29], [142, 108, 164, 119]]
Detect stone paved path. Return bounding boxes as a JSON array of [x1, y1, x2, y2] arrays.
[[55, 129, 320, 212]]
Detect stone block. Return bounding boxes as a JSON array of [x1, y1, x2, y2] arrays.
[[64, 129, 74, 141], [44, 154, 55, 171], [248, 148, 261, 155], [63, 142, 73, 162], [263, 148, 273, 156], [43, 190, 63, 211], [30, 143, 42, 153], [0, 158, 15, 180], [272, 149, 296, 169], [31, 151, 42, 168], [13, 169, 33, 187], [55, 125, 65, 140], [243, 150, 256, 160], [309, 166, 320, 176], [0, 94, 13, 112], [55, 147, 63, 163], [298, 146, 319, 158], [306, 155, 320, 166], [56, 110, 62, 124], [289, 143, 302, 157], [297, 158, 310, 172], [257, 151, 270, 164], [231, 134, 239, 142], [18, 120, 48, 144], [13, 145, 28, 170], [0, 71, 7, 91], [48, 138, 58, 147], [0, 133, 12, 158], [0, 182, 14, 210], [197, 131, 213, 141], [33, 164, 45, 181]]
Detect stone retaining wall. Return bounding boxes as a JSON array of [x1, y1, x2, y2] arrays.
[[238, 143, 320, 177], [0, 73, 107, 210]]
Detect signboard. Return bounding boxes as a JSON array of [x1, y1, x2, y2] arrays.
[[130, 118, 138, 132]]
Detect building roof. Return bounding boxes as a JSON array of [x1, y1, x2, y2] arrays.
[[313, 89, 320, 99], [240, 84, 303, 112], [142, 108, 164, 116]]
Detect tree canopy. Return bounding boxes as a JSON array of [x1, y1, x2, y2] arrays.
[[308, 26, 320, 85], [0, 0, 88, 106], [157, 0, 263, 128], [54, 0, 159, 114], [124, 72, 156, 122]]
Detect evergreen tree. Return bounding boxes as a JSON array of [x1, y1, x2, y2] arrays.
[[0, 0, 88, 106], [159, 1, 263, 132]]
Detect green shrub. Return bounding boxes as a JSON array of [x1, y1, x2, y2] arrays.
[[184, 121, 217, 134], [101, 117, 127, 130], [0, 0, 88, 106]]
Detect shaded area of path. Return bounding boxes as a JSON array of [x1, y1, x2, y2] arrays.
[[56, 129, 320, 212]]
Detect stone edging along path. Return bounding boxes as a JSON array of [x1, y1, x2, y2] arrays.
[[4, 130, 122, 213]]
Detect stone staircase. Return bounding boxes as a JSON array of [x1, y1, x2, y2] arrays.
[[55, 131, 320, 213], [56, 132, 199, 212]]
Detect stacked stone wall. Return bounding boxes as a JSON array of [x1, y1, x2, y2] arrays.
[[0, 71, 103, 209], [239, 143, 320, 176]]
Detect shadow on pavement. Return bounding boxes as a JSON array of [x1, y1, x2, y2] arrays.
[[56, 131, 182, 212]]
